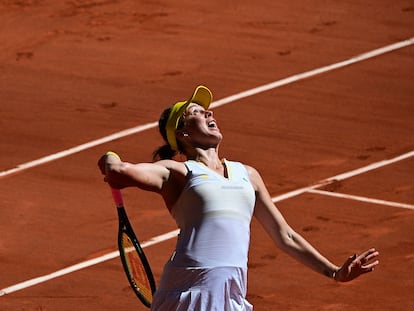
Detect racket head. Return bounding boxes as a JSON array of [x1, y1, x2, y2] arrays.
[[117, 206, 156, 308]]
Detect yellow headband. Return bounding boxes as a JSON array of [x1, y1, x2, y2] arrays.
[[165, 85, 212, 151]]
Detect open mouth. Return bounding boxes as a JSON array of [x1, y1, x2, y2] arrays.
[[207, 120, 217, 128]]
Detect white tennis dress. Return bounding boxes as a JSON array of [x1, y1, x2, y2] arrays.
[[151, 160, 256, 311]]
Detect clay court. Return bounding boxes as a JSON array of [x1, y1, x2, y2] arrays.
[[1, 1, 413, 310]]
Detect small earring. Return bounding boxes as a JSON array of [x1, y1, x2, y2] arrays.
[[183, 133, 189, 137]]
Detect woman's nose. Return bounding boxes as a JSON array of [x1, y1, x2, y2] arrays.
[[205, 110, 213, 118]]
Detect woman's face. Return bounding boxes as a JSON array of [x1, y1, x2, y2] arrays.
[[179, 103, 222, 149]]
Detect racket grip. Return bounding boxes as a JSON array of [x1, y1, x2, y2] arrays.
[[111, 188, 124, 207]]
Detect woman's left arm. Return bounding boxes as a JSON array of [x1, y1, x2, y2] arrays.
[[246, 165, 379, 282]]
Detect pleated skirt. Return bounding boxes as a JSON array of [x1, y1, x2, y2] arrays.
[[151, 263, 253, 311]]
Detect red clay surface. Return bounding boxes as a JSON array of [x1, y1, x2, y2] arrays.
[[1, 1, 413, 310]]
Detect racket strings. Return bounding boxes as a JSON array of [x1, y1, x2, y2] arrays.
[[121, 233, 153, 303]]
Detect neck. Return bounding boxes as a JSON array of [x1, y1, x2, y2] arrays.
[[186, 147, 223, 169]]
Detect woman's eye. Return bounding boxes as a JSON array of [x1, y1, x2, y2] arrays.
[[187, 107, 205, 115], [191, 109, 202, 115]]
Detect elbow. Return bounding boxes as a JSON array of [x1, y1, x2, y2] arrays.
[[278, 227, 298, 250]]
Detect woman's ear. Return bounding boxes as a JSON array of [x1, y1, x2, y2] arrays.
[[175, 129, 191, 153], [176, 128, 189, 138]]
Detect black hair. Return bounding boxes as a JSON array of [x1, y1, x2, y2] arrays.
[[152, 106, 185, 161]]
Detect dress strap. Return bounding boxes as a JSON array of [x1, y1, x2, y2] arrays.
[[183, 161, 192, 176]]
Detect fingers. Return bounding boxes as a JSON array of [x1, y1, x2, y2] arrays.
[[337, 249, 380, 282], [344, 253, 357, 267], [356, 248, 380, 265], [363, 261, 379, 271], [353, 248, 380, 275], [97, 151, 121, 175], [360, 248, 379, 258], [97, 154, 108, 175]]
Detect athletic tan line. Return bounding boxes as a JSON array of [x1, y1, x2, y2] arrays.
[[1, 150, 413, 296], [1, 37, 413, 178]]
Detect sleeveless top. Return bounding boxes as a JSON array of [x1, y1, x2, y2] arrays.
[[169, 159, 256, 269]]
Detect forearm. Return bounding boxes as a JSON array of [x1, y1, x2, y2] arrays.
[[98, 152, 168, 191], [251, 168, 378, 282], [279, 229, 339, 279]]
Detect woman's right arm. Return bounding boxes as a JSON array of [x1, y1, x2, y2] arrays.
[[98, 152, 172, 193]]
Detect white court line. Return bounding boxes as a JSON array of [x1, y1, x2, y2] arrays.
[[1, 150, 413, 296], [211, 37, 414, 109], [0, 229, 180, 296], [0, 122, 157, 178], [271, 150, 414, 202], [308, 189, 414, 210], [285, 150, 414, 211], [319, 151, 414, 182], [1, 37, 413, 178]]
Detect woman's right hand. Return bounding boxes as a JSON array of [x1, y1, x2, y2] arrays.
[[97, 151, 121, 175]]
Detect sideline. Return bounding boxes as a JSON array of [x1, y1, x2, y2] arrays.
[[308, 189, 414, 210], [1, 150, 413, 296], [1, 37, 413, 178]]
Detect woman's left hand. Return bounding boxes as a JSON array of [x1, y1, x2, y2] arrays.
[[334, 248, 379, 282]]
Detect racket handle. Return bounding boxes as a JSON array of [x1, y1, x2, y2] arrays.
[[111, 188, 124, 208]]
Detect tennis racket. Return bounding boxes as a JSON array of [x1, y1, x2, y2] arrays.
[[111, 188, 156, 308]]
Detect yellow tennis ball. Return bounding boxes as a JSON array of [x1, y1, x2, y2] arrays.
[[106, 151, 121, 160]]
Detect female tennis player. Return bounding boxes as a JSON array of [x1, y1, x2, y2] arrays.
[[99, 85, 379, 310]]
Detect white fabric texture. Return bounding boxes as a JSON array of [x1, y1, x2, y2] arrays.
[[151, 160, 256, 310], [170, 160, 256, 268], [151, 264, 253, 311]]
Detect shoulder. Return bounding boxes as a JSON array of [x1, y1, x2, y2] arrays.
[[154, 159, 188, 176], [229, 161, 259, 177], [153, 160, 189, 208], [242, 163, 261, 178], [242, 164, 265, 191], [154, 159, 186, 169], [224, 160, 259, 176]]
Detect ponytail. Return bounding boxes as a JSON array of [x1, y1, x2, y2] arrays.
[[152, 144, 177, 161], [152, 106, 182, 161]]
